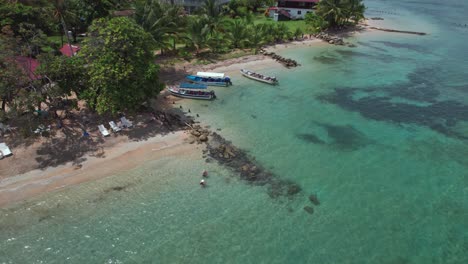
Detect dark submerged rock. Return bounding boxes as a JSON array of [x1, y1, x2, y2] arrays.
[[206, 132, 303, 200], [303, 206, 314, 215], [309, 194, 320, 206]]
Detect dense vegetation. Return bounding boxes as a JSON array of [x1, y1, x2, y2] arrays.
[[306, 0, 365, 31], [0, 0, 365, 121]]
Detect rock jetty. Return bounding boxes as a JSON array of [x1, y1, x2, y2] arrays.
[[259, 48, 300, 68], [313, 32, 346, 46], [205, 132, 303, 199]]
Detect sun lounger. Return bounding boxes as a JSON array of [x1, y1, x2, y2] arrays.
[[109, 121, 121, 132], [120, 117, 133, 128], [98, 124, 110, 137], [0, 143, 12, 159]]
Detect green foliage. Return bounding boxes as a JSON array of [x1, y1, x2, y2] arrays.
[[226, 19, 249, 49], [305, 12, 328, 33], [316, 0, 366, 28], [37, 53, 86, 96], [80, 17, 163, 114], [134, 0, 186, 54], [0, 0, 56, 35], [185, 16, 209, 54]]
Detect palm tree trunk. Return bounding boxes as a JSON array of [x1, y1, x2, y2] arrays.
[[60, 15, 74, 56]]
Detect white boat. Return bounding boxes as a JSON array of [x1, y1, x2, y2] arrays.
[[0, 143, 12, 159], [196, 72, 225, 78], [169, 87, 216, 100], [240, 69, 278, 85]]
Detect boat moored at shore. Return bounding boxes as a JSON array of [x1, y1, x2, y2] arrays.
[[186, 75, 232, 86], [179, 83, 207, 89], [240, 69, 278, 85], [168, 87, 216, 100]]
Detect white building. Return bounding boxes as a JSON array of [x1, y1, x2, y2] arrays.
[[268, 0, 319, 20]]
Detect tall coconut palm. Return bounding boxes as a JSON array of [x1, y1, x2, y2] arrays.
[[134, 0, 185, 55], [248, 23, 267, 54], [346, 0, 366, 24], [51, 0, 76, 56], [185, 17, 209, 54], [316, 0, 347, 28], [226, 19, 248, 49]]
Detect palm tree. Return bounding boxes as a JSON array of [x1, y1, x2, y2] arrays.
[[316, 0, 347, 28], [134, 0, 185, 55], [185, 17, 209, 54], [51, 0, 76, 56], [274, 23, 291, 42], [346, 0, 366, 24], [248, 23, 267, 54], [226, 19, 248, 49]]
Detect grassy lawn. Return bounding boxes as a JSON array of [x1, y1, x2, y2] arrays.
[[252, 13, 310, 33], [47, 35, 86, 46]]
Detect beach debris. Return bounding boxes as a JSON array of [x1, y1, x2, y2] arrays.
[[259, 49, 300, 68], [309, 194, 320, 206], [303, 206, 314, 215]]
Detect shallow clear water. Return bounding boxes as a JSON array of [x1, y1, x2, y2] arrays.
[[1, 0, 468, 263]]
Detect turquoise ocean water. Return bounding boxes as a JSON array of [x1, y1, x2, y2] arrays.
[[1, 0, 468, 263]]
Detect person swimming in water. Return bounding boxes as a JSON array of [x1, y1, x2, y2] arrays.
[[200, 179, 206, 187], [202, 170, 208, 177]]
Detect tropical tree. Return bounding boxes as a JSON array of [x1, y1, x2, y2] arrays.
[[316, 0, 365, 28], [80, 17, 163, 114], [134, 0, 185, 55], [316, 0, 347, 28], [305, 12, 328, 32], [346, 0, 366, 24], [248, 23, 267, 54], [185, 17, 209, 54], [226, 19, 248, 49], [37, 53, 86, 96], [273, 23, 291, 42]]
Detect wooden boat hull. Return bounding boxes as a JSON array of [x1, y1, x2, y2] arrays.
[[169, 87, 215, 100], [240, 69, 278, 85]]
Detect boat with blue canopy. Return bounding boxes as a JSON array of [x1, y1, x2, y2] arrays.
[[186, 75, 232, 87], [179, 83, 207, 89]]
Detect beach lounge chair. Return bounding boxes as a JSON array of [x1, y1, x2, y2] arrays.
[[109, 121, 121, 132], [0, 143, 12, 159], [98, 124, 110, 137], [120, 117, 133, 128]]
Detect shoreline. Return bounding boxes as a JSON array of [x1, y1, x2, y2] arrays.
[[0, 130, 202, 207], [0, 22, 418, 208]]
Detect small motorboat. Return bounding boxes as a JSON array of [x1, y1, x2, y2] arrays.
[[179, 83, 207, 89], [186, 75, 232, 86], [168, 87, 216, 100], [196, 72, 225, 78], [240, 69, 278, 85]]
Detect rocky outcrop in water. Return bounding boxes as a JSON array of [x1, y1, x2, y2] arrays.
[[259, 49, 300, 68], [313, 32, 346, 46], [205, 132, 302, 199]]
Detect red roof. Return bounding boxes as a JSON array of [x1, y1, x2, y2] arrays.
[[60, 44, 80, 57], [15, 56, 40, 80]]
